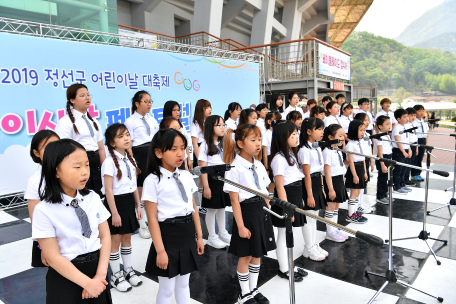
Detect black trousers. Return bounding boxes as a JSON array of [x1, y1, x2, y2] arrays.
[[404, 143, 417, 181], [411, 138, 426, 176], [392, 148, 410, 189], [375, 154, 392, 199], [87, 152, 103, 197]]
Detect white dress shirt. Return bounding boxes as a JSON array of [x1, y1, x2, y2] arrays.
[[257, 117, 266, 134], [124, 112, 159, 147], [141, 167, 197, 222], [224, 155, 270, 202], [32, 190, 111, 261], [226, 117, 238, 132], [375, 109, 397, 130], [324, 115, 342, 127], [339, 115, 352, 133], [392, 124, 410, 149], [303, 111, 310, 119], [375, 135, 393, 155], [190, 122, 204, 143], [358, 109, 373, 130], [346, 140, 365, 162], [55, 109, 103, 151], [271, 152, 304, 185], [405, 122, 418, 143], [298, 143, 323, 174], [262, 129, 273, 156], [198, 140, 224, 166], [101, 149, 137, 195], [282, 105, 304, 120], [414, 118, 429, 138], [24, 165, 43, 200], [322, 148, 346, 176]]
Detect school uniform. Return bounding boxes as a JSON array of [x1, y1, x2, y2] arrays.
[[324, 115, 342, 128], [198, 140, 231, 209], [224, 155, 276, 256], [142, 167, 198, 278], [257, 117, 266, 134], [282, 105, 304, 120], [392, 124, 410, 190], [32, 190, 112, 304], [101, 150, 140, 235], [375, 135, 393, 200], [262, 129, 273, 180], [322, 149, 348, 203], [358, 109, 373, 135], [404, 122, 418, 182], [55, 109, 104, 196], [298, 144, 327, 210], [302, 111, 310, 119], [124, 112, 159, 187], [362, 131, 372, 183], [411, 118, 429, 176], [270, 153, 306, 226], [345, 140, 367, 189], [339, 115, 352, 134], [375, 110, 397, 130], [190, 122, 204, 168], [24, 165, 46, 267], [226, 117, 238, 132]]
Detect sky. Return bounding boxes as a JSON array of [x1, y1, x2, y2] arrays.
[[355, 0, 447, 39]]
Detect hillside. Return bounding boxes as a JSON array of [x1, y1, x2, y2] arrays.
[[395, 0, 456, 46], [413, 32, 456, 55], [340, 31, 456, 93]]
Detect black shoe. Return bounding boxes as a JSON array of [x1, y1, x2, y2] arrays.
[[405, 180, 416, 186], [237, 292, 257, 304], [277, 270, 303, 282], [251, 288, 269, 304], [294, 266, 308, 277]]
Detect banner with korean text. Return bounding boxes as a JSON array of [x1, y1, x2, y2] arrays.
[[318, 43, 351, 81], [0, 32, 260, 196]]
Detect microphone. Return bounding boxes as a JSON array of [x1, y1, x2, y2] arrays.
[[190, 164, 234, 176], [369, 131, 392, 139], [425, 118, 440, 122], [399, 126, 418, 135], [311, 139, 340, 148]]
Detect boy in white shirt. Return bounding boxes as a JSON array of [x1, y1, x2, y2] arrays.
[[358, 98, 373, 136], [411, 104, 429, 181], [375, 98, 397, 130], [404, 108, 418, 187], [392, 109, 412, 194]]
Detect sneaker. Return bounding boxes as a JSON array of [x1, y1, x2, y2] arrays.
[[251, 288, 270, 304], [417, 175, 425, 181], [393, 188, 408, 195], [411, 176, 419, 182], [138, 227, 151, 239], [198, 207, 207, 214], [402, 186, 413, 192], [336, 230, 349, 240], [303, 245, 325, 261], [123, 267, 142, 287], [376, 197, 389, 205], [315, 243, 328, 257], [218, 230, 231, 244], [355, 211, 367, 221], [405, 181, 416, 186], [358, 204, 372, 214], [277, 270, 304, 282], [207, 235, 227, 249], [111, 271, 132, 292], [326, 230, 346, 243], [346, 213, 367, 224], [294, 266, 308, 277], [238, 292, 257, 304]]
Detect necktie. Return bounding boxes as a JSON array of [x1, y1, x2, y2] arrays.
[[122, 158, 132, 180], [315, 148, 322, 165], [70, 199, 92, 238], [173, 172, 188, 203], [420, 121, 424, 132], [367, 114, 371, 124], [337, 151, 343, 166], [251, 165, 261, 190], [82, 115, 94, 137], [141, 116, 151, 136], [358, 141, 364, 154], [290, 153, 300, 169]]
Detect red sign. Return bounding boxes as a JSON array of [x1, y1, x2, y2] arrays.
[[333, 81, 344, 91]]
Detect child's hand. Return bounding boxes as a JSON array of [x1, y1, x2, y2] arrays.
[[187, 158, 193, 170], [136, 206, 143, 220], [329, 190, 336, 201], [344, 160, 349, 166], [41, 251, 49, 266], [203, 187, 212, 200], [112, 213, 122, 227], [196, 239, 204, 255], [82, 275, 108, 299], [416, 149, 419, 156], [157, 251, 169, 270], [353, 175, 359, 184], [364, 173, 368, 181], [239, 226, 251, 239], [84, 278, 107, 298], [408, 150, 412, 158], [403, 151, 408, 158], [371, 163, 374, 172], [381, 164, 388, 173], [307, 196, 315, 208]]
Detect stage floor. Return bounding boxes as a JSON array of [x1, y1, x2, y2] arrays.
[[1, 164, 455, 304]]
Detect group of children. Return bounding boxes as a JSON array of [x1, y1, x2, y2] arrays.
[[25, 84, 430, 304]]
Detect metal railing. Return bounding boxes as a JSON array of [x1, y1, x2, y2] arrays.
[[0, 17, 262, 63], [353, 85, 377, 100]]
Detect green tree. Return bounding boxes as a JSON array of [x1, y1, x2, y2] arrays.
[[440, 74, 456, 94], [392, 87, 412, 103]]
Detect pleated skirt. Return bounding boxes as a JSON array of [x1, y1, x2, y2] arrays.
[[104, 192, 140, 235], [323, 174, 349, 203], [271, 181, 306, 227]]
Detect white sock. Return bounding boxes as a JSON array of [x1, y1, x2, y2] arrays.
[[216, 208, 227, 233], [121, 246, 132, 270], [348, 199, 357, 216], [109, 251, 120, 274], [206, 209, 217, 236], [308, 210, 318, 246], [354, 198, 360, 213], [198, 188, 203, 206], [237, 271, 250, 296], [138, 202, 148, 229], [333, 209, 339, 231], [325, 210, 334, 233], [275, 228, 288, 273], [157, 276, 176, 304], [359, 189, 364, 205], [302, 218, 315, 249], [248, 263, 260, 291], [174, 274, 191, 304]]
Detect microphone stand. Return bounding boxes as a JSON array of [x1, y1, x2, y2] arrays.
[[331, 146, 445, 303], [414, 132, 456, 214], [210, 172, 385, 304], [378, 137, 449, 265]]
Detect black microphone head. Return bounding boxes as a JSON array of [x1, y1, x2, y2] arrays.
[[190, 166, 202, 176], [312, 142, 320, 148]]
